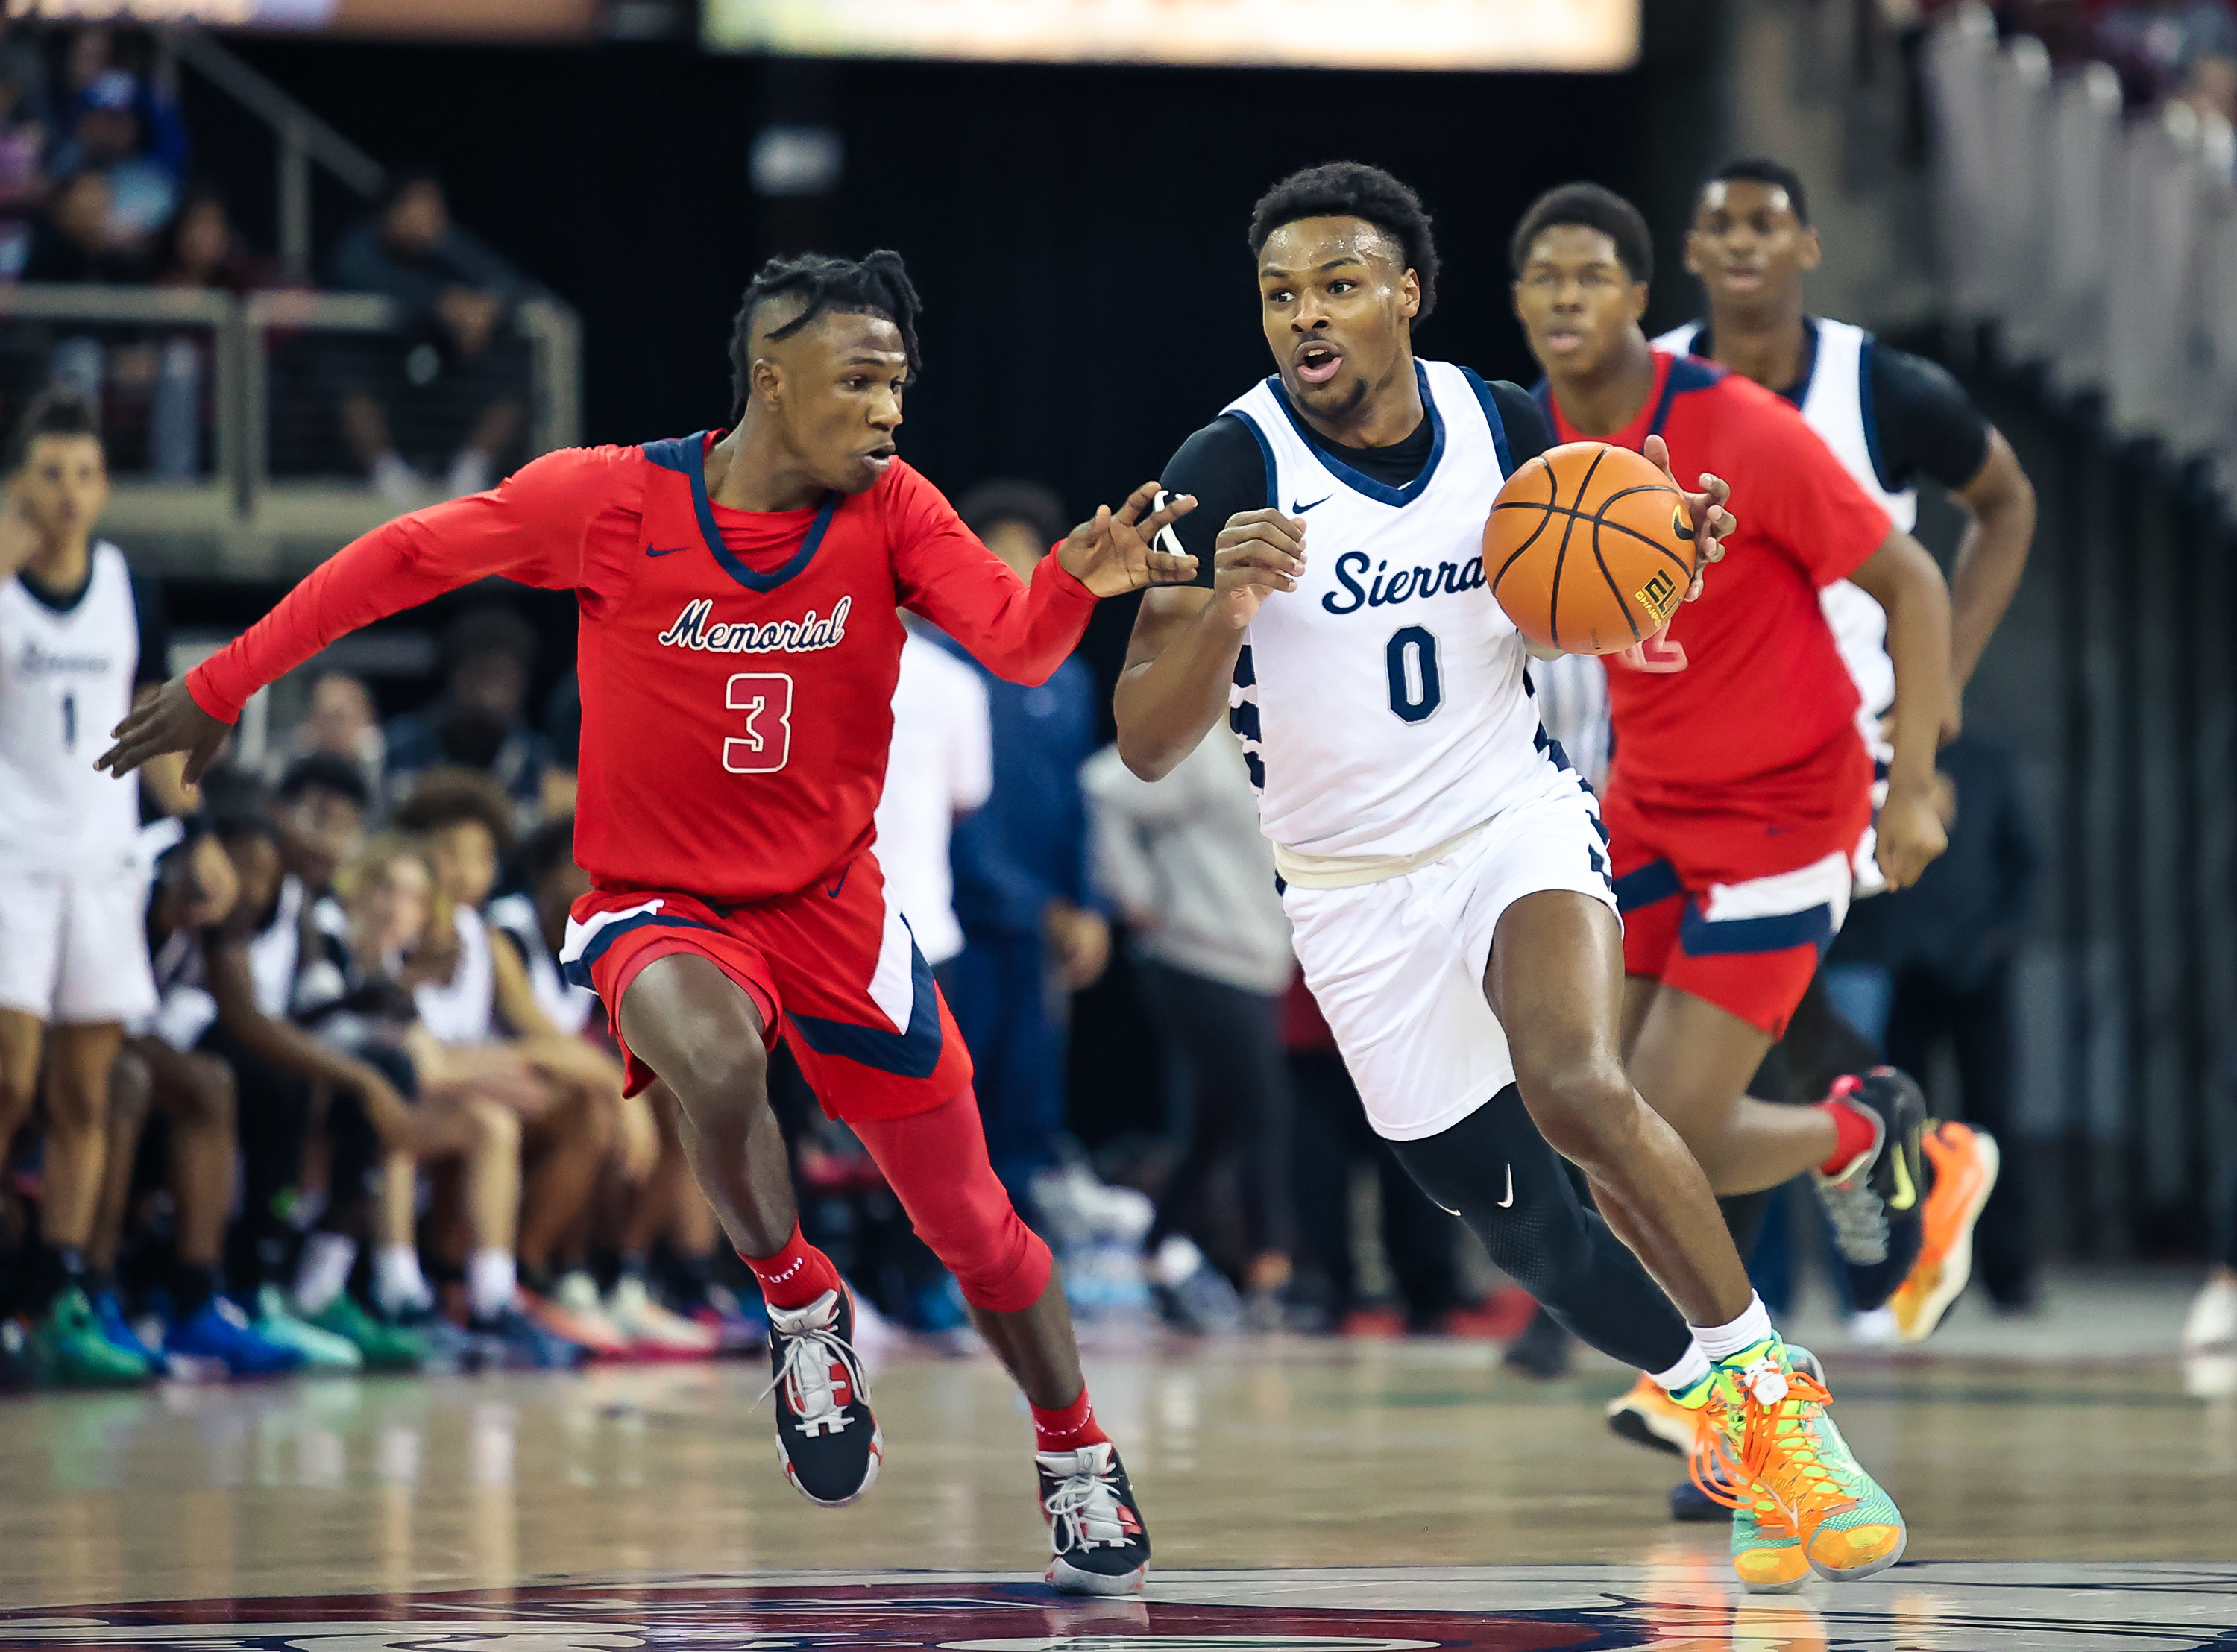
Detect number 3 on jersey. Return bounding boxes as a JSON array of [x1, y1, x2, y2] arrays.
[[1385, 625, 1442, 724], [723, 672, 793, 774]]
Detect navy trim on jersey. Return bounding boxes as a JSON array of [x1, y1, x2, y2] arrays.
[[642, 432, 839, 594], [1787, 317, 1823, 409], [1678, 901, 1835, 958], [1647, 355, 1725, 439], [1224, 411, 1280, 511], [1265, 361, 1446, 508], [560, 909, 725, 989], [1612, 857, 1682, 912], [790, 942, 944, 1079], [1857, 332, 1899, 495], [1458, 366, 1514, 476]]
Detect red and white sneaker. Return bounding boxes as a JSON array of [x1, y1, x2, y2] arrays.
[[1038, 1441, 1151, 1596], [764, 1287, 881, 1507]]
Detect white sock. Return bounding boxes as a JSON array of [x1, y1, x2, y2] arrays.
[[294, 1232, 357, 1314], [467, 1249, 518, 1322], [1649, 1341, 1713, 1395], [374, 1244, 432, 1317], [1691, 1292, 1775, 1363]]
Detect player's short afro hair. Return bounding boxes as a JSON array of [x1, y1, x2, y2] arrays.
[[730, 250, 924, 418], [1706, 157, 1812, 225], [1510, 182, 1654, 286], [1248, 162, 1439, 321]]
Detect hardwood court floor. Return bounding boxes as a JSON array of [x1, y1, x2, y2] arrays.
[[1, 1336, 2233, 1648]]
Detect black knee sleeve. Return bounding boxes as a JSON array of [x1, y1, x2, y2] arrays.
[[1388, 1087, 1693, 1375]]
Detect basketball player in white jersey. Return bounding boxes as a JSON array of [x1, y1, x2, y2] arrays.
[[1116, 163, 1912, 1592], [0, 390, 168, 1385], [1658, 156, 2036, 1345]]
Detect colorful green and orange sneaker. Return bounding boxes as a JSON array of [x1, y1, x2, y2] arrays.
[[1675, 1337, 1907, 1590]]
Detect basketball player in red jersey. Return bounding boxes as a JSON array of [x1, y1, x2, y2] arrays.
[[1514, 184, 1957, 1309], [98, 251, 1190, 1596]]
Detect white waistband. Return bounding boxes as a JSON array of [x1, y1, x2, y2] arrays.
[[1271, 818, 1491, 890]]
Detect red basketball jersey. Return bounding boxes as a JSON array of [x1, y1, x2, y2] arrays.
[[189, 437, 1098, 904], [1538, 353, 1890, 815]]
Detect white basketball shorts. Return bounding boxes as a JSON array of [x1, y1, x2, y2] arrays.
[[1283, 773, 1618, 1143], [0, 864, 159, 1025]]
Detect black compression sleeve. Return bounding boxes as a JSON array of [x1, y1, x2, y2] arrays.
[[130, 571, 171, 689], [1869, 344, 1991, 493], [1488, 379, 1555, 466], [1160, 414, 1269, 590]]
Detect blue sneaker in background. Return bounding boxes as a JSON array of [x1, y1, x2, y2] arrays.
[[89, 1290, 161, 1365], [169, 1296, 305, 1378]]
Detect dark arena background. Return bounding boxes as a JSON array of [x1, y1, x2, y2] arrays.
[[2, 0, 2236, 1646]]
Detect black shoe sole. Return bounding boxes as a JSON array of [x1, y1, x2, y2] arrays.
[[1609, 1409, 1687, 1457]]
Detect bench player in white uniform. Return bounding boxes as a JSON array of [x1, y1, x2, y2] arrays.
[[0, 391, 166, 1386], [1658, 155, 2037, 1346], [1116, 163, 1911, 1592]]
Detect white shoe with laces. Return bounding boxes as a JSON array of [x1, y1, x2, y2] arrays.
[[1038, 1440, 1151, 1596], [764, 1287, 881, 1506]]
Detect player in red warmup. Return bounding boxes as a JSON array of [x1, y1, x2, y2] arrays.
[[98, 251, 1191, 1596], [1513, 185, 1957, 1321]]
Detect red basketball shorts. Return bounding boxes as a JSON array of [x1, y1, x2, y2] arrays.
[[559, 850, 973, 1123], [1602, 736, 1873, 1038]]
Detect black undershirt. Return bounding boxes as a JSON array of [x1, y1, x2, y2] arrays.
[[1160, 375, 1554, 585], [1684, 319, 1992, 495]]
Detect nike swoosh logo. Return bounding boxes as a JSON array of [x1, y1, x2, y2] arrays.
[[825, 866, 850, 899], [1291, 495, 1333, 514], [646, 545, 690, 558], [1497, 1164, 1514, 1209]]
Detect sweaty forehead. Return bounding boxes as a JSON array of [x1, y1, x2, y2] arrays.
[[1699, 179, 1793, 221], [1259, 215, 1402, 275]]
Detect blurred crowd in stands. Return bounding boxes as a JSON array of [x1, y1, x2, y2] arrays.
[[1923, 0, 2237, 127], [0, 19, 534, 493]]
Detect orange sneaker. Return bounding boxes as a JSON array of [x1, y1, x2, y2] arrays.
[[1606, 1371, 1695, 1457], [1889, 1121, 2000, 1344]]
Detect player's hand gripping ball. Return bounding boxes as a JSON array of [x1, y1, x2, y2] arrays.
[[1485, 441, 1701, 655]]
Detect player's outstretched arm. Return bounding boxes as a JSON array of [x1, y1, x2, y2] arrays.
[[1849, 525, 1955, 889], [1052, 482, 1199, 596], [96, 448, 622, 781], [1113, 507, 1304, 781]]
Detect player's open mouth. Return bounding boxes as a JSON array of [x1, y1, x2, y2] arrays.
[[860, 447, 897, 472], [1294, 343, 1343, 386], [1542, 326, 1584, 353]]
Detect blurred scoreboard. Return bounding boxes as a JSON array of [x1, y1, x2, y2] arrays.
[[704, 0, 1640, 70], [5, 0, 599, 38]]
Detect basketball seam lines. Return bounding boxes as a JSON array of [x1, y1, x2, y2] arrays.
[[1488, 456, 1561, 596], [1491, 491, 1695, 575], [1548, 447, 1608, 652]]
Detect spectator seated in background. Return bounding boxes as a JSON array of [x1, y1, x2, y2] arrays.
[[46, 69, 180, 248], [330, 169, 528, 502], [270, 752, 372, 901], [283, 676, 386, 811], [151, 187, 272, 296], [390, 766, 655, 1358], [383, 604, 550, 816], [23, 167, 130, 284], [938, 479, 1112, 1219], [98, 816, 303, 1378]]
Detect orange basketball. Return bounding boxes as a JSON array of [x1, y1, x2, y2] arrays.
[[1485, 441, 1698, 655]]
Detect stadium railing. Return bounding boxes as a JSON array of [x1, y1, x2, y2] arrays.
[[0, 282, 581, 572], [1924, 1, 2237, 1262]]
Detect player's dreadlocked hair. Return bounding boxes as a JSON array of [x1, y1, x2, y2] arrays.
[[729, 250, 925, 418], [1248, 162, 1440, 321]]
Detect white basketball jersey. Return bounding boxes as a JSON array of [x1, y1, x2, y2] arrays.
[[1222, 360, 1561, 859], [0, 543, 142, 874], [488, 890, 597, 1035], [1656, 318, 1912, 719], [415, 903, 496, 1046]]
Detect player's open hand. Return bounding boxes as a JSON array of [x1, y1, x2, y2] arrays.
[[1210, 507, 1307, 630], [1642, 434, 1734, 602], [97, 674, 230, 786], [1057, 482, 1198, 596], [1873, 780, 1950, 890]]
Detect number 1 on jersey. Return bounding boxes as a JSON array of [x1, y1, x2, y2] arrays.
[[61, 691, 75, 751], [1385, 625, 1442, 724], [723, 672, 794, 774]]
